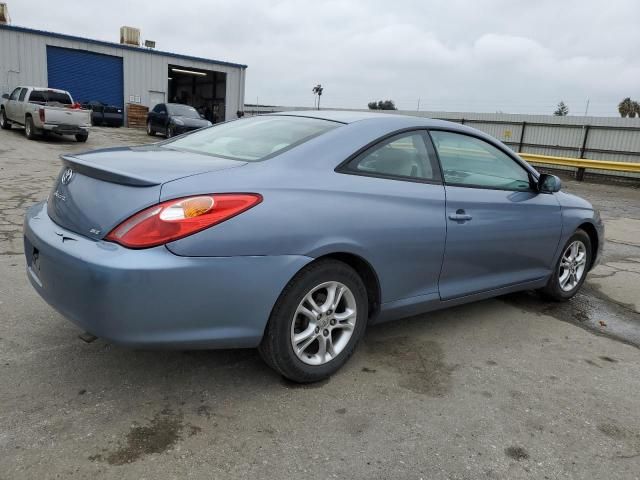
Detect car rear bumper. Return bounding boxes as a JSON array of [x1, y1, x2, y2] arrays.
[[43, 123, 90, 135], [24, 202, 311, 349]]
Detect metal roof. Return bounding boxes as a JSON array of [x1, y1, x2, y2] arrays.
[[0, 23, 247, 69]]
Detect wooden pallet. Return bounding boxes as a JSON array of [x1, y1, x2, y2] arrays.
[[126, 103, 149, 128]]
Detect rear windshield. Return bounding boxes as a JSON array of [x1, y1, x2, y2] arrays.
[[164, 116, 340, 161], [29, 90, 72, 105], [167, 104, 200, 119]]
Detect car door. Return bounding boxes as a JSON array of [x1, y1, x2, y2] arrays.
[[153, 104, 168, 130], [339, 130, 447, 307], [148, 103, 159, 129], [5, 87, 22, 121], [15, 88, 28, 121], [429, 130, 562, 300]]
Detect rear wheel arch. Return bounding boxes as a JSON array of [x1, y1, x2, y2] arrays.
[[301, 252, 381, 321]]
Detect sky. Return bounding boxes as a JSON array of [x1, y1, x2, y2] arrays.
[[8, 0, 640, 116]]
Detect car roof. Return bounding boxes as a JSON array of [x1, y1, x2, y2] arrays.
[[268, 109, 458, 129], [17, 86, 69, 93]]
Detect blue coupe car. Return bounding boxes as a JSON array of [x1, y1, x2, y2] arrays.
[[24, 111, 604, 382]]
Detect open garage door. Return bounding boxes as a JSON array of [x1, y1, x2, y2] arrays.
[[47, 46, 124, 107], [168, 65, 226, 123]]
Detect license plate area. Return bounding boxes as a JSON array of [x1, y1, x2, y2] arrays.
[[24, 236, 43, 287]]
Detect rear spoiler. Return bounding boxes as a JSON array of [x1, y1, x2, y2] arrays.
[[60, 155, 160, 187]]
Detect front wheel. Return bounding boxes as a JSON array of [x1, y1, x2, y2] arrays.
[[75, 133, 89, 142], [165, 125, 173, 138], [539, 229, 591, 301], [146, 121, 155, 136], [259, 259, 368, 383], [0, 109, 10, 129]]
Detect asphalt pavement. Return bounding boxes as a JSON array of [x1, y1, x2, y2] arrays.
[[1, 125, 639, 479]]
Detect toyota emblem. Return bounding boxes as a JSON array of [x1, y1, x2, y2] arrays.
[[61, 168, 74, 185]]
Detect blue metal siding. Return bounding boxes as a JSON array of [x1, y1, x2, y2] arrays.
[[47, 46, 123, 106]]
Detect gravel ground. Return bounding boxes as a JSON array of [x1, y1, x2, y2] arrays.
[[1, 125, 639, 479]]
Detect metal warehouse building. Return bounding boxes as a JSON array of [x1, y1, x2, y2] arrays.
[[0, 23, 247, 124]]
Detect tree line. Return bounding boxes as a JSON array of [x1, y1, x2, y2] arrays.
[[366, 98, 640, 117]]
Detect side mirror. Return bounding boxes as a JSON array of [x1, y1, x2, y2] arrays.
[[200, 114, 205, 119], [1, 93, 8, 99], [538, 173, 561, 193]]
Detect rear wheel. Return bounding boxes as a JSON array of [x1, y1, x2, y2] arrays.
[[165, 125, 173, 138], [146, 121, 155, 136], [75, 133, 89, 142], [24, 117, 37, 140], [0, 109, 10, 129], [539, 229, 591, 301], [259, 259, 368, 383]]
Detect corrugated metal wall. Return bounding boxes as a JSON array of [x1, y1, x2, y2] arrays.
[[0, 26, 245, 122], [247, 106, 640, 178]]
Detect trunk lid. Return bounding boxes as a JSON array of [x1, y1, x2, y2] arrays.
[[47, 145, 246, 240], [42, 106, 91, 126]]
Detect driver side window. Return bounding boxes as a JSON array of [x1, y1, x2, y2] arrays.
[[9, 87, 21, 101], [430, 131, 532, 191]]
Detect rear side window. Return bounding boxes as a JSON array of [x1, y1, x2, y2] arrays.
[[29, 91, 45, 103], [28, 90, 72, 105], [165, 116, 340, 161], [346, 131, 439, 181], [430, 131, 532, 191]]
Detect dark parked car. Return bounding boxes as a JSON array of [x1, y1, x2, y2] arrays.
[[147, 103, 212, 138], [82, 101, 123, 127]]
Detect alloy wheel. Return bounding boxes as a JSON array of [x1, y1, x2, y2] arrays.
[[290, 281, 357, 366], [559, 240, 587, 292]]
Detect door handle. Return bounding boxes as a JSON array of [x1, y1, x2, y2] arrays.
[[448, 209, 472, 222]]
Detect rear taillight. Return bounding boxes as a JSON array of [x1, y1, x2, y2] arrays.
[[105, 194, 262, 249], [38, 108, 45, 123]]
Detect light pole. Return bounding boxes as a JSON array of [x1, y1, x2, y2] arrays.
[[312, 84, 323, 110]]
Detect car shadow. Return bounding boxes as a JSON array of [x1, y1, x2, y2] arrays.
[[3, 125, 82, 144]]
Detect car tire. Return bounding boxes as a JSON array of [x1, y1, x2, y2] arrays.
[[75, 133, 89, 143], [0, 109, 10, 130], [24, 117, 37, 140], [539, 229, 591, 301], [166, 125, 173, 138], [147, 121, 155, 136], [259, 259, 368, 383]]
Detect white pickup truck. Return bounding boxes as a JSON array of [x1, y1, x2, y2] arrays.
[[0, 86, 91, 142]]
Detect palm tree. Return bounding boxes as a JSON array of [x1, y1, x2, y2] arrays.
[[631, 101, 640, 118], [553, 101, 569, 116], [312, 84, 323, 110], [618, 97, 633, 117]]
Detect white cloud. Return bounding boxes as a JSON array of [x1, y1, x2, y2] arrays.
[[8, 0, 640, 115]]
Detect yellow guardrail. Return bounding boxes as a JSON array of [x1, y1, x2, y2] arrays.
[[520, 153, 640, 174]]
